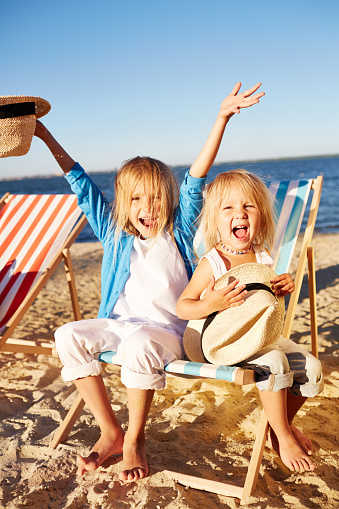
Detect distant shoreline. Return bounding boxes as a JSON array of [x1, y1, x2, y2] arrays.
[[1, 153, 338, 181]]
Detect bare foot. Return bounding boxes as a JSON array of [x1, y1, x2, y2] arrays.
[[268, 426, 280, 456], [118, 433, 149, 483], [268, 428, 316, 472], [290, 423, 313, 455], [77, 429, 124, 476]]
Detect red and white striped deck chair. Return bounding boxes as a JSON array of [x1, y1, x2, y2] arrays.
[[0, 192, 87, 355], [49, 175, 323, 505]]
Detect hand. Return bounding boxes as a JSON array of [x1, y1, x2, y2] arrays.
[[271, 273, 295, 297], [218, 82, 265, 120], [203, 277, 247, 315], [34, 119, 49, 140]]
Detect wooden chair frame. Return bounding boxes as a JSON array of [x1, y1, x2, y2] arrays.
[[0, 192, 87, 355]]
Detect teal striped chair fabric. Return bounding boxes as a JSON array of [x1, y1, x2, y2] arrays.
[[270, 179, 312, 274], [98, 351, 254, 385]]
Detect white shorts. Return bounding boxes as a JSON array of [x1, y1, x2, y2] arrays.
[[55, 318, 183, 390]]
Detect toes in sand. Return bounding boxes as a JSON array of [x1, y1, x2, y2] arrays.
[[77, 431, 124, 476], [119, 438, 149, 483]]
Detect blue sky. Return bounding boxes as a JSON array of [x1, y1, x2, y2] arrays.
[[1, 0, 338, 178]]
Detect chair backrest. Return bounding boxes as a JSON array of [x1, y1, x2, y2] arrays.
[[269, 179, 312, 274], [0, 194, 83, 332]]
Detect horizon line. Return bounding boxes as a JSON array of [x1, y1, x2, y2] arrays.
[[1, 153, 338, 182]]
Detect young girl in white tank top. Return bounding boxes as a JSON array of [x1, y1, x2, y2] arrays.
[[177, 169, 323, 474]]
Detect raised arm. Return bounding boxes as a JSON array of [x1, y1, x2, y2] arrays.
[[189, 82, 265, 179], [34, 120, 112, 242], [34, 120, 76, 174]]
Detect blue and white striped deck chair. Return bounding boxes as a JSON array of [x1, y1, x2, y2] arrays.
[[50, 176, 323, 505]]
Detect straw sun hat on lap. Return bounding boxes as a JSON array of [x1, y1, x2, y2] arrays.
[[183, 263, 285, 366], [0, 96, 51, 158]]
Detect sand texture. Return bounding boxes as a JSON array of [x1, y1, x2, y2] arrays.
[[0, 234, 338, 508]]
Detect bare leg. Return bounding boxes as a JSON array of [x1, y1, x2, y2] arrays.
[[286, 392, 313, 455], [75, 375, 124, 476], [119, 388, 154, 482], [259, 389, 315, 472], [269, 392, 312, 456]]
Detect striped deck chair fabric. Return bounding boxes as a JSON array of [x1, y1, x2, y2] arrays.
[[0, 193, 86, 351], [270, 179, 312, 274], [49, 176, 323, 505]]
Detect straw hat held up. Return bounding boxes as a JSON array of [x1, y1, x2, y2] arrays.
[[0, 96, 51, 158]]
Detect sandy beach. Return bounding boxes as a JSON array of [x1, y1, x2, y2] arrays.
[[0, 233, 338, 508]]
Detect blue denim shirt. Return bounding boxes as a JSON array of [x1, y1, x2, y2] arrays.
[[65, 163, 206, 319]]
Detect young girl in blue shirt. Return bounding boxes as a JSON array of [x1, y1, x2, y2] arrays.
[[34, 82, 264, 482]]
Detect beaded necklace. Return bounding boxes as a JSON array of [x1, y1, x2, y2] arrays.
[[221, 243, 252, 255]]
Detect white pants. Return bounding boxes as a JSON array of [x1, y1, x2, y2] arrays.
[[55, 318, 183, 390], [238, 336, 324, 397]]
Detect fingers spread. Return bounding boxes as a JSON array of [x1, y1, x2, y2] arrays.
[[243, 82, 262, 96], [230, 82, 242, 96]]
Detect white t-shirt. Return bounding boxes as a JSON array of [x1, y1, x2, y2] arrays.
[[111, 231, 189, 337]]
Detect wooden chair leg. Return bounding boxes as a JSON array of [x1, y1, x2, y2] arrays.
[[62, 248, 82, 321], [47, 250, 84, 448], [50, 392, 85, 449], [240, 410, 269, 505], [165, 409, 268, 505], [307, 246, 318, 358]]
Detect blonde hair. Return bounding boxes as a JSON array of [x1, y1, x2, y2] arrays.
[[200, 169, 276, 254], [111, 156, 179, 241]]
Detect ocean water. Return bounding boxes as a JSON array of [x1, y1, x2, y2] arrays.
[[1, 155, 338, 243]]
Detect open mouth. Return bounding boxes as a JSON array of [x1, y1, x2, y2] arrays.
[[232, 226, 248, 240], [139, 217, 157, 229]]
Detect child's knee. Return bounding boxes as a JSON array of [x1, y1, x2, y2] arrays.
[[55, 322, 69, 349], [253, 350, 292, 391], [290, 354, 324, 397], [121, 334, 164, 373], [265, 350, 290, 375], [54, 322, 79, 356], [306, 354, 323, 384]]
